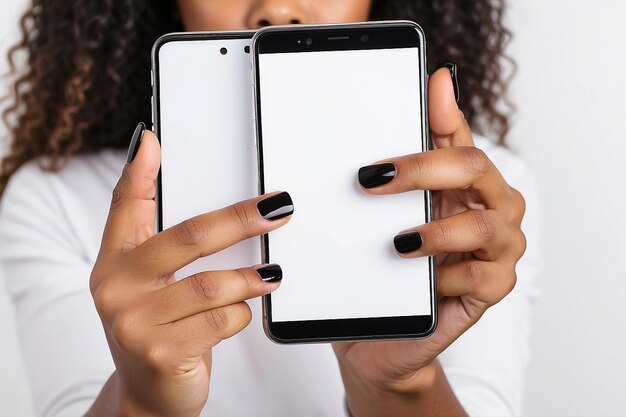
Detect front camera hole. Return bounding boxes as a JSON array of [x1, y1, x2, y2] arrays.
[[244, 45, 250, 54], [220, 47, 228, 55]]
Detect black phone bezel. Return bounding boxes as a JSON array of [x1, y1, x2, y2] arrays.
[[252, 21, 437, 344]]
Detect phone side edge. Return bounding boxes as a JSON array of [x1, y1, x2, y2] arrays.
[[413, 23, 439, 338]]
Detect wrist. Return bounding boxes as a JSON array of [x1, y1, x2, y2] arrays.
[[341, 358, 438, 399], [341, 360, 465, 417], [86, 371, 157, 417], [376, 361, 439, 397]]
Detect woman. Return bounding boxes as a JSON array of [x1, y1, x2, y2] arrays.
[[0, 0, 537, 416]]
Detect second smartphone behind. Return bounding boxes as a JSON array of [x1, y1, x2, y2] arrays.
[[152, 31, 259, 278]]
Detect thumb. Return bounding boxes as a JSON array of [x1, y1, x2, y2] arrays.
[[99, 123, 161, 257], [428, 66, 474, 148]]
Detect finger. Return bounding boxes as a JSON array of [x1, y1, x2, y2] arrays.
[[130, 192, 293, 278], [436, 259, 517, 306], [147, 265, 282, 324], [393, 210, 507, 261], [100, 127, 160, 256], [166, 302, 253, 358], [138, 302, 252, 374], [428, 66, 474, 148], [359, 147, 512, 209]]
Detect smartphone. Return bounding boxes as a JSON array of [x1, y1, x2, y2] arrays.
[[152, 31, 259, 278], [253, 21, 436, 343]]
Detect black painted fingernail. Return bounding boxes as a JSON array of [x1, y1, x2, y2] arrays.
[[358, 163, 396, 189], [444, 63, 460, 103], [394, 232, 423, 254], [256, 264, 283, 282], [126, 122, 146, 164], [257, 192, 294, 221]]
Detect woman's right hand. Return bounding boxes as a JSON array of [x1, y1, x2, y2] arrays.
[[88, 130, 292, 417]]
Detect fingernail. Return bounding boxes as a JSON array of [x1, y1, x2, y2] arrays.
[[394, 232, 423, 254], [256, 264, 283, 282], [443, 63, 460, 103], [358, 163, 396, 189], [126, 122, 146, 164], [257, 192, 294, 221]]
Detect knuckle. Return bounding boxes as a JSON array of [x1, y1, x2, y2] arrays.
[[89, 268, 103, 297], [231, 203, 258, 237], [511, 187, 527, 222], [91, 280, 120, 321], [501, 270, 518, 298], [230, 303, 253, 334], [485, 268, 517, 306], [142, 343, 170, 371], [461, 147, 490, 178], [471, 211, 497, 242], [239, 303, 253, 329], [515, 230, 528, 257], [204, 307, 229, 334], [432, 219, 453, 245], [466, 261, 488, 288], [190, 273, 221, 303], [174, 217, 207, 247], [509, 270, 518, 293], [408, 153, 433, 187], [111, 310, 143, 351], [236, 268, 256, 292]]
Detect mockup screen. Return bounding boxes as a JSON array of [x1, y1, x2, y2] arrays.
[[258, 47, 432, 322]]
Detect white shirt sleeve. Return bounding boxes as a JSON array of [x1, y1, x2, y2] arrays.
[[0, 162, 114, 417], [438, 137, 541, 417]]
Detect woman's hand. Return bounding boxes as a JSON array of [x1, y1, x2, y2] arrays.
[[87, 130, 292, 417], [332, 67, 527, 416]]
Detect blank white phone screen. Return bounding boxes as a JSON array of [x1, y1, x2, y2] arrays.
[[159, 38, 259, 280], [258, 47, 432, 322]]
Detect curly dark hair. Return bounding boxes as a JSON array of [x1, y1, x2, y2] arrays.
[[0, 0, 514, 197]]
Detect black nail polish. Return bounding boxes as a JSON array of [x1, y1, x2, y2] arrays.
[[444, 63, 460, 103], [394, 232, 423, 254], [358, 163, 396, 189], [126, 122, 146, 164], [257, 192, 294, 221], [256, 264, 283, 282]]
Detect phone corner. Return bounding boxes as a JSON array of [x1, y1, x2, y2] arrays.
[[251, 26, 272, 48], [397, 20, 426, 39], [422, 309, 438, 338], [262, 317, 290, 345], [261, 295, 285, 345], [425, 264, 439, 338], [151, 32, 187, 66]]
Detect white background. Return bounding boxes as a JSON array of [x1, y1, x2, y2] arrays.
[[1, 0, 625, 415]]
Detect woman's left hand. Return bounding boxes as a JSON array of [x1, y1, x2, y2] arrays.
[[332, 67, 527, 409]]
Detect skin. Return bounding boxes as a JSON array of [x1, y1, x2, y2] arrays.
[[87, 1, 526, 416]]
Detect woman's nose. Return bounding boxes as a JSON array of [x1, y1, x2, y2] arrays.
[[246, 0, 309, 28]]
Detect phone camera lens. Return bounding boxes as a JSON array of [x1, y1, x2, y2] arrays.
[[305, 37, 313, 46], [220, 47, 228, 55], [361, 34, 369, 43]]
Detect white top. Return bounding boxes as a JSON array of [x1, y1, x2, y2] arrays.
[[0, 135, 540, 417]]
